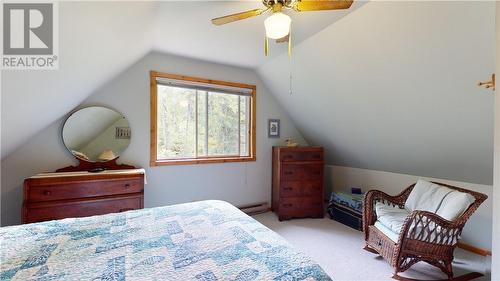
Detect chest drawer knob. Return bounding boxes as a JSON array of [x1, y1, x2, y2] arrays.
[[284, 171, 294, 175], [43, 190, 51, 196], [124, 183, 131, 189], [283, 187, 293, 191]]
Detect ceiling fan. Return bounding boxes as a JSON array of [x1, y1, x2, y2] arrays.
[[211, 0, 354, 56]]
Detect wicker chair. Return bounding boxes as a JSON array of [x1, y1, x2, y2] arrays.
[[363, 182, 487, 279]]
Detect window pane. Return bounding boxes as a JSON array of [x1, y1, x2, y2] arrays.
[[240, 96, 250, 156], [157, 85, 196, 159], [197, 91, 207, 156], [207, 92, 239, 156]]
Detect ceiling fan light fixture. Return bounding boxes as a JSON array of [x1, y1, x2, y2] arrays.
[[264, 12, 291, 39]]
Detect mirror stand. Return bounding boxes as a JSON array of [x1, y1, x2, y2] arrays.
[[56, 157, 136, 173]]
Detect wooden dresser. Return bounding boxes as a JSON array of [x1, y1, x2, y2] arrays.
[[22, 169, 145, 224], [272, 147, 324, 221]]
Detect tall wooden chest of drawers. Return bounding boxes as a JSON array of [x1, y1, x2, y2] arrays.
[[272, 147, 324, 221], [22, 169, 145, 224]]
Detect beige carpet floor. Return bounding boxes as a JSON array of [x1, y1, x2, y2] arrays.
[[253, 212, 491, 281]]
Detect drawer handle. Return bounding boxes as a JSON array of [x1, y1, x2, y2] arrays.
[[283, 187, 293, 191], [124, 184, 131, 189], [283, 203, 293, 208], [283, 155, 293, 159], [312, 154, 321, 159], [284, 171, 294, 175], [43, 190, 51, 196], [119, 208, 134, 212]]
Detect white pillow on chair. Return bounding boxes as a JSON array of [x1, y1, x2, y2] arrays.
[[436, 191, 475, 221], [405, 179, 476, 222], [405, 179, 453, 212]]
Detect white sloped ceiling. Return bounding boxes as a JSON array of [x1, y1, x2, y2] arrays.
[[1, 2, 157, 158], [257, 1, 495, 184], [2, 1, 495, 185], [1, 1, 363, 159], [152, 1, 366, 68]]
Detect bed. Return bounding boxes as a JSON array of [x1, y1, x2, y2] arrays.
[[0, 200, 331, 280]]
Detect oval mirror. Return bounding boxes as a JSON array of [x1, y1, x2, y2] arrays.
[[62, 107, 131, 162]]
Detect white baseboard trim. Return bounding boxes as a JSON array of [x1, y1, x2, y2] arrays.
[[238, 201, 269, 215]]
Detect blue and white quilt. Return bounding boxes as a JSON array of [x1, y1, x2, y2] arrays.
[[0, 200, 331, 280]]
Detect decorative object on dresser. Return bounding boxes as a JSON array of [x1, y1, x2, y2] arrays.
[[284, 137, 299, 147], [272, 146, 324, 221], [22, 169, 145, 224], [22, 105, 145, 224]]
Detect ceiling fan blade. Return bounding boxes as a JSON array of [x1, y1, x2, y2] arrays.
[[293, 0, 353, 12], [276, 34, 289, 43], [211, 8, 267, 26]]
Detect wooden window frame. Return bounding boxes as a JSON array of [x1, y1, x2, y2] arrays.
[[150, 71, 256, 166]]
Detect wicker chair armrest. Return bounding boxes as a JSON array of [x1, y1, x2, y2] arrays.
[[399, 210, 464, 246], [365, 190, 407, 207], [363, 190, 407, 239]]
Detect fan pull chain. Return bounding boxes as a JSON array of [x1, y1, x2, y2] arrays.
[[288, 27, 292, 57], [265, 36, 269, 56], [288, 24, 292, 95], [289, 52, 293, 95]]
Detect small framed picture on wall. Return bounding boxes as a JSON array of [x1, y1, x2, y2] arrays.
[[268, 119, 280, 138]]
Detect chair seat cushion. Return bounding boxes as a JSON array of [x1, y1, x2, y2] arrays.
[[374, 202, 438, 243], [374, 221, 400, 242], [375, 202, 409, 233]]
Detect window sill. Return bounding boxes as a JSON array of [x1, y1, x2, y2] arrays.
[[150, 156, 256, 167]]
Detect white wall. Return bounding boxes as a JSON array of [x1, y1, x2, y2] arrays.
[[258, 1, 495, 185], [326, 165, 492, 251], [491, 3, 500, 280], [1, 1, 156, 159], [0, 51, 307, 226]]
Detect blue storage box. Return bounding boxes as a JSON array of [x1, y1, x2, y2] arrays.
[[327, 191, 364, 231]]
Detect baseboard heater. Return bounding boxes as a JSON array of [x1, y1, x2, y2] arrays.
[[238, 202, 269, 215]]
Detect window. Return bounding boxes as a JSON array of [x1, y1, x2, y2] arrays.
[[150, 71, 256, 166]]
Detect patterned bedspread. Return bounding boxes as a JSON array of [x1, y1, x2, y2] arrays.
[[0, 200, 331, 280]]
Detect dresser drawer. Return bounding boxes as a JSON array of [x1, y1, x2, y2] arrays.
[[280, 181, 322, 197], [301, 197, 323, 210], [281, 164, 323, 180], [27, 178, 143, 202], [280, 150, 323, 162], [24, 195, 142, 223], [279, 197, 323, 212], [279, 197, 323, 218]]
